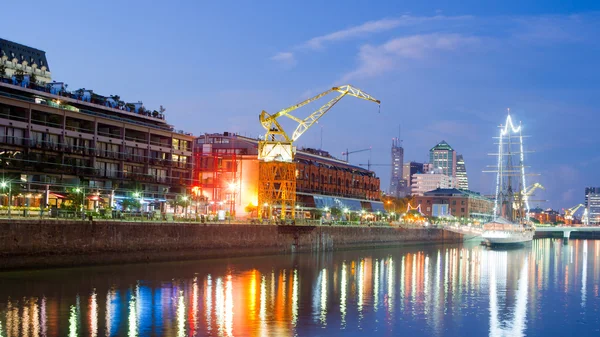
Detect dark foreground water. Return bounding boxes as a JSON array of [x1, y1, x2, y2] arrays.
[[1, 238, 599, 337]]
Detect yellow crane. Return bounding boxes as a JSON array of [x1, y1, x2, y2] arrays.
[[522, 183, 545, 197], [258, 85, 380, 220], [565, 204, 589, 225]]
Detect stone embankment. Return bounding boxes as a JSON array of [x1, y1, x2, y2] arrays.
[[0, 220, 463, 270]]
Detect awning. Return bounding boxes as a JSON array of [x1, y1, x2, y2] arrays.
[[313, 195, 363, 211], [50, 193, 66, 199]]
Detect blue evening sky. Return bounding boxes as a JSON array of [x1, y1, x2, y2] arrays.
[[4, 0, 600, 211]]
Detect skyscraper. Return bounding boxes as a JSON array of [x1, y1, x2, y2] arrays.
[[456, 154, 469, 190], [585, 187, 600, 207], [403, 162, 425, 187], [389, 137, 404, 197], [429, 140, 457, 177]]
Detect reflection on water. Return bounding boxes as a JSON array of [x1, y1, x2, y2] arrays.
[[1, 238, 600, 336]]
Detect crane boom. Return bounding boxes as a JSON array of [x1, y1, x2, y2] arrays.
[[342, 147, 371, 162], [258, 85, 380, 161], [522, 183, 545, 196]]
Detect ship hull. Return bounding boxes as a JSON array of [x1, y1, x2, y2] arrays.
[[481, 230, 534, 246]]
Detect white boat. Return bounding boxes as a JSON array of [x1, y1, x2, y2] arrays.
[[482, 219, 534, 246], [482, 112, 536, 246]]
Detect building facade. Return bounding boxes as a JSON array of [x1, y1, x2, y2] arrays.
[[0, 38, 52, 85], [194, 133, 383, 218], [429, 140, 456, 177], [402, 161, 424, 188], [411, 171, 456, 196], [456, 154, 469, 190], [414, 188, 493, 221], [530, 207, 565, 224], [588, 192, 600, 225], [585, 187, 600, 207], [389, 137, 404, 197], [0, 38, 194, 214]]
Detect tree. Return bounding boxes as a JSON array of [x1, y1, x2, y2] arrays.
[[0, 64, 6, 78], [29, 72, 37, 85], [244, 203, 257, 217], [330, 206, 342, 218], [121, 198, 141, 211], [65, 190, 85, 211]]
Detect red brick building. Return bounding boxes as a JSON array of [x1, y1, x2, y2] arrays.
[[194, 133, 382, 217]]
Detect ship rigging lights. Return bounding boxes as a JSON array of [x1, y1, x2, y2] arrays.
[[257, 85, 380, 220]]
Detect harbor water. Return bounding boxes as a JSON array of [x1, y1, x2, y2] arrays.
[[1, 238, 599, 336]]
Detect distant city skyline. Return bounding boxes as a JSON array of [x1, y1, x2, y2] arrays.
[[3, 0, 599, 210]]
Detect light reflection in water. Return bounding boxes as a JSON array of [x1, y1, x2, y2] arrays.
[[69, 304, 77, 337], [357, 259, 364, 318], [225, 275, 233, 337], [191, 277, 198, 337], [177, 290, 185, 337], [292, 269, 299, 327], [386, 257, 394, 316], [105, 288, 116, 337], [1, 239, 600, 336], [582, 240, 588, 308], [374, 259, 379, 311], [320, 268, 328, 326], [205, 275, 213, 333], [128, 291, 137, 337], [215, 277, 224, 336], [340, 263, 347, 328], [89, 290, 98, 337]]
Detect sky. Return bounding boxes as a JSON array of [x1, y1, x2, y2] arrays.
[[3, 0, 600, 211]]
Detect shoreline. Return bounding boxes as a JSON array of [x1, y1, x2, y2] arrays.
[[0, 220, 463, 271]]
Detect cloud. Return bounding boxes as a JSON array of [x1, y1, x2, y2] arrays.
[[270, 52, 297, 67], [302, 18, 403, 49], [341, 33, 479, 81], [300, 15, 473, 50]]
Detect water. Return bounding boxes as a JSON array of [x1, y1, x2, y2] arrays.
[[1, 238, 599, 337]]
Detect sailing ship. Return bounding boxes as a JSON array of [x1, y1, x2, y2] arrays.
[[482, 112, 535, 246]]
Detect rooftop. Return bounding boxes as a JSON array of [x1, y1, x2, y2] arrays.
[[430, 140, 453, 151], [0, 38, 49, 71], [423, 188, 491, 200]]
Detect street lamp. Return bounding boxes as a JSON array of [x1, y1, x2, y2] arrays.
[[228, 181, 237, 217], [74, 187, 84, 219], [1, 181, 11, 219], [343, 207, 349, 221]]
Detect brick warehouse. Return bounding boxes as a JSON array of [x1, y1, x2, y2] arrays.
[[194, 132, 383, 218]]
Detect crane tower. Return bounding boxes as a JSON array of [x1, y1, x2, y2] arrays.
[[257, 85, 380, 220]]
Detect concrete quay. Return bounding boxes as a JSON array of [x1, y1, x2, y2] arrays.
[[0, 220, 463, 270]]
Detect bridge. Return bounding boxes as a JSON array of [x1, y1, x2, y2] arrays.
[[535, 226, 600, 239]]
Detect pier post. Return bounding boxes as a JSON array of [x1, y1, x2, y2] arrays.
[[563, 230, 572, 241]]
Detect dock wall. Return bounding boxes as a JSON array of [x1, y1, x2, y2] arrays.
[[0, 220, 463, 270]]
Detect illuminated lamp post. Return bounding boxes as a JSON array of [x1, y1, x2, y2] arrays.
[[343, 207, 349, 222], [74, 187, 85, 219], [0, 181, 12, 219], [228, 181, 237, 218]]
